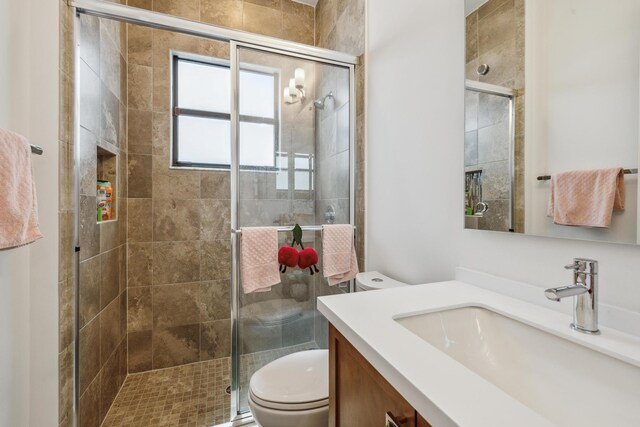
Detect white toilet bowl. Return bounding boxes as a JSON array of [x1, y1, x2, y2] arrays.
[[249, 350, 329, 427]]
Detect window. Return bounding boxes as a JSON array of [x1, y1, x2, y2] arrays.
[[275, 152, 314, 192], [172, 55, 279, 169]]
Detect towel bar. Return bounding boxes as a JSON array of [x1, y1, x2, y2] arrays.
[[231, 225, 355, 235], [30, 145, 43, 155], [537, 168, 638, 181]]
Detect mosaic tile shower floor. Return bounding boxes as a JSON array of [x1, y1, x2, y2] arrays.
[[102, 342, 318, 427]]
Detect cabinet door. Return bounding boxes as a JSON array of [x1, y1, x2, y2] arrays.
[[329, 325, 416, 427]]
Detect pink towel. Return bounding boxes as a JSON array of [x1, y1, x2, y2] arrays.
[[547, 168, 625, 228], [322, 224, 359, 286], [240, 227, 280, 293], [0, 129, 43, 250]]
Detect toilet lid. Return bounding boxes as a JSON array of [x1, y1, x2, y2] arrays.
[[249, 350, 328, 409]]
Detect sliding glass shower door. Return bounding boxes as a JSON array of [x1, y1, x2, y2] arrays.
[[230, 43, 355, 417]]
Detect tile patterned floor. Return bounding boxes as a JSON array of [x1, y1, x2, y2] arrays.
[[102, 342, 319, 427]]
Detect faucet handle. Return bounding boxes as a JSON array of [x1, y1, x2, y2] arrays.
[[565, 258, 598, 274]]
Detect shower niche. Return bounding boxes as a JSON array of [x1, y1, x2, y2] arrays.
[[96, 145, 117, 223]]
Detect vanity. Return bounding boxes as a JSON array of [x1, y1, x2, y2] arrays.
[[319, 270, 640, 427]]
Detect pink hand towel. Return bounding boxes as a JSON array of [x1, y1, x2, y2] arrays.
[[547, 168, 625, 228], [322, 224, 359, 286], [240, 227, 280, 293], [0, 128, 43, 250]]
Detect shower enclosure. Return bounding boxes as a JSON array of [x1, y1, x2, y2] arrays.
[[70, 1, 357, 426]]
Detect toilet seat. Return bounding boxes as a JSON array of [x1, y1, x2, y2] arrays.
[[249, 350, 329, 409]]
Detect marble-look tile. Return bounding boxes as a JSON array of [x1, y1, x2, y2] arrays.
[[127, 330, 152, 373], [153, 283, 201, 327], [243, 3, 282, 38], [152, 156, 200, 199], [99, 347, 121, 422], [201, 171, 231, 200], [80, 195, 100, 261], [80, 256, 101, 328], [153, 66, 170, 112], [100, 297, 121, 366], [80, 14, 100, 73], [152, 113, 170, 157], [127, 198, 153, 243], [128, 154, 152, 198], [153, 199, 201, 242], [152, 30, 201, 68], [200, 319, 231, 361], [199, 280, 230, 321], [119, 292, 127, 341], [465, 131, 479, 167], [59, 277, 74, 351], [79, 375, 100, 427], [153, 241, 201, 285], [201, 0, 243, 29], [127, 0, 152, 9], [478, 40, 517, 87], [316, 0, 337, 46], [480, 160, 510, 200], [99, 219, 119, 253], [79, 317, 100, 395], [80, 60, 101, 135], [200, 200, 230, 241], [465, 90, 479, 132], [200, 240, 231, 281], [466, 12, 478, 63], [58, 210, 74, 282], [127, 64, 153, 111], [128, 286, 153, 332], [478, 0, 515, 55], [335, 0, 365, 56], [153, 0, 200, 20], [100, 248, 120, 309], [478, 199, 510, 232], [118, 198, 128, 247], [79, 128, 98, 197], [282, 11, 314, 45], [127, 24, 153, 66], [478, 120, 510, 164], [478, 92, 510, 128], [478, 0, 511, 20], [152, 324, 200, 369], [100, 25, 122, 100], [127, 242, 153, 287], [128, 109, 152, 154], [59, 344, 74, 425]]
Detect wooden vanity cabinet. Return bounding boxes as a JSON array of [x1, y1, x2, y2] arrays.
[[329, 324, 433, 427]]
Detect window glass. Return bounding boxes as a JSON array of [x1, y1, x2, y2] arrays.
[[239, 122, 275, 168], [295, 171, 311, 190], [239, 71, 275, 119], [177, 60, 230, 113], [177, 116, 231, 165]]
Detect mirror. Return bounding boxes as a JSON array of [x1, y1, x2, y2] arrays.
[[464, 0, 640, 244]]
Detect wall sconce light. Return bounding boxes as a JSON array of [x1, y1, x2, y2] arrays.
[[285, 68, 306, 104]]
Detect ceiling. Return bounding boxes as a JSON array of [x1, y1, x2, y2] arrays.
[[465, 0, 489, 16], [293, 0, 319, 6]]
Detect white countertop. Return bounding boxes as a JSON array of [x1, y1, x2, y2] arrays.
[[318, 279, 640, 427]]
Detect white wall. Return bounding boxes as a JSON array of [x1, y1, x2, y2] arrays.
[[367, 0, 640, 322], [525, 0, 640, 243], [0, 0, 59, 425]]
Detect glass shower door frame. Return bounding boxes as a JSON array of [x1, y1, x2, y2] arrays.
[[229, 40, 357, 423]]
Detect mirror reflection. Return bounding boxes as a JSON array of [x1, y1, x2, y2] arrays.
[[464, 0, 640, 244]]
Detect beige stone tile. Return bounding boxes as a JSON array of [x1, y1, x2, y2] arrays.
[[478, 0, 511, 19], [151, 155, 200, 199], [127, 154, 152, 198], [58, 344, 74, 425], [200, 200, 230, 241], [80, 256, 101, 328], [100, 248, 121, 309], [128, 286, 153, 331], [128, 109, 152, 155], [152, 324, 200, 369], [315, 0, 337, 45], [200, 319, 231, 360], [100, 297, 121, 366], [100, 25, 122, 100], [59, 72, 74, 146], [153, 66, 170, 112], [153, 0, 200, 20], [201, 0, 243, 28], [79, 14, 100, 74], [118, 197, 128, 247], [127, 0, 152, 9], [153, 282, 201, 327], [99, 219, 119, 253], [80, 60, 101, 135], [284, 0, 314, 20], [80, 195, 100, 261], [478, 0, 515, 56], [152, 112, 170, 157], [127, 64, 153, 111], [200, 240, 231, 281], [201, 171, 231, 199], [59, 278, 74, 351], [79, 374, 100, 427], [127, 198, 153, 243], [152, 30, 201, 67], [199, 280, 230, 321], [79, 317, 100, 395], [58, 210, 74, 283], [153, 241, 201, 285], [99, 346, 121, 421], [153, 198, 201, 241], [127, 242, 153, 287], [282, 12, 314, 45], [466, 12, 478, 63], [127, 24, 152, 66], [127, 330, 152, 373], [243, 3, 283, 38]]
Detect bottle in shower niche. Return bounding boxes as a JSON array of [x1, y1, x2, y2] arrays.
[[97, 180, 113, 222]]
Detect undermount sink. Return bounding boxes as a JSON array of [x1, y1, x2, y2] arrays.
[[396, 306, 640, 426]]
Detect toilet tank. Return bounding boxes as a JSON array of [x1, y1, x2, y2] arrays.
[[355, 271, 408, 292]]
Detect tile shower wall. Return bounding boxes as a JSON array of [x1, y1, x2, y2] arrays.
[[465, 0, 525, 232], [124, 0, 316, 372], [313, 0, 365, 344], [76, 13, 129, 427]]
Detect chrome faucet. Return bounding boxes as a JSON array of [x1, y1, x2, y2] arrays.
[[544, 258, 600, 335]]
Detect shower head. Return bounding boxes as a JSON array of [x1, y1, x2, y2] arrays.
[[314, 92, 334, 110]]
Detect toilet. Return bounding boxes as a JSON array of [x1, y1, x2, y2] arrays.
[[248, 272, 408, 427]]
